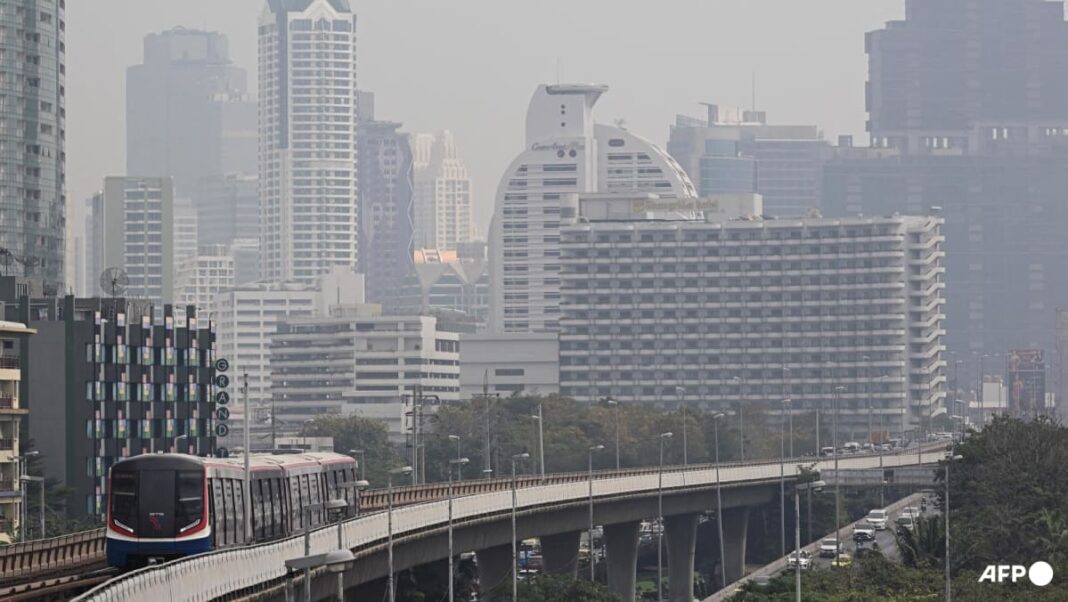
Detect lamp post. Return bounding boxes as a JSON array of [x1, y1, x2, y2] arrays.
[[587, 444, 604, 582], [833, 385, 845, 561], [19, 475, 43, 539], [529, 407, 545, 480], [511, 453, 530, 602], [242, 373, 251, 544], [326, 497, 350, 602], [387, 466, 413, 602], [299, 502, 325, 602], [448, 435, 462, 480], [944, 452, 963, 602], [794, 480, 826, 602], [18, 450, 38, 538], [713, 413, 726, 588], [448, 457, 469, 602], [731, 376, 745, 461], [657, 432, 673, 602], [606, 398, 620, 470], [675, 386, 688, 465], [780, 398, 790, 556]]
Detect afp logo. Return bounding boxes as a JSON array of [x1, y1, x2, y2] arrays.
[[978, 562, 1053, 586]]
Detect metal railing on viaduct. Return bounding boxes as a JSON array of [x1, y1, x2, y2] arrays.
[[71, 444, 949, 602]]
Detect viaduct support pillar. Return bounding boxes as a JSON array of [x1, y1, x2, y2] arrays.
[[665, 514, 699, 602], [604, 521, 641, 602], [720, 506, 750, 587], [476, 543, 513, 599], [540, 530, 581, 577]]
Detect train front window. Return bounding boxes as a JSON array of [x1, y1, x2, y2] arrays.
[[111, 470, 137, 533], [176, 470, 204, 533]]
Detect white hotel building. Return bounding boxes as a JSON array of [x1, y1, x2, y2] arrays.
[[258, 0, 359, 283], [489, 84, 697, 333], [558, 193, 946, 437]]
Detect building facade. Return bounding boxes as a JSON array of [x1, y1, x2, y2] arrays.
[[196, 173, 259, 247], [459, 332, 559, 398], [270, 307, 460, 437], [489, 84, 697, 334], [357, 98, 414, 305], [0, 0, 66, 293], [558, 196, 946, 439], [126, 27, 256, 199], [4, 292, 216, 519], [97, 177, 175, 304], [667, 104, 826, 217], [0, 320, 34, 540], [175, 245, 235, 311], [412, 131, 474, 251], [258, 0, 359, 283], [397, 248, 489, 327]]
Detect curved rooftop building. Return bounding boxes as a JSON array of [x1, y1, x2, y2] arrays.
[[489, 84, 695, 333]]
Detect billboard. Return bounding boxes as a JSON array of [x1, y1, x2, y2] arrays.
[[1006, 349, 1045, 416]]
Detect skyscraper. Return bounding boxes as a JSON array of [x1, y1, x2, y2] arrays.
[[97, 177, 175, 304], [667, 104, 826, 216], [258, 0, 359, 283], [412, 131, 474, 250], [489, 84, 696, 333], [0, 0, 66, 293], [357, 92, 414, 305], [126, 28, 256, 198]]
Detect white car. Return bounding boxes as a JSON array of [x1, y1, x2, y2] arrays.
[[819, 538, 842, 558], [786, 550, 812, 570], [853, 523, 876, 542], [866, 509, 889, 530], [896, 514, 916, 530]]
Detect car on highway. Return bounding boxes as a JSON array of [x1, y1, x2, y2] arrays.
[[896, 514, 915, 530], [820, 447, 835, 457], [831, 553, 853, 568], [819, 537, 842, 558], [853, 523, 876, 542], [786, 550, 812, 570], [866, 509, 889, 530]]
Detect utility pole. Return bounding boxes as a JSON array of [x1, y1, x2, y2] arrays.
[[242, 373, 251, 543]]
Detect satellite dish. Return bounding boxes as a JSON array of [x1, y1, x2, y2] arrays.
[[100, 267, 129, 297]]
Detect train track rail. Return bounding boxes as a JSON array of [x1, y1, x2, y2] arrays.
[[0, 567, 117, 601]]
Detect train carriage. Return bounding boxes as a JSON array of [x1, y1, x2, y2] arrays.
[[106, 452, 358, 568]]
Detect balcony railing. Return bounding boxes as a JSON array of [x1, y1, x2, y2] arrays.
[[0, 480, 15, 492], [0, 356, 17, 370], [0, 439, 13, 451], [0, 397, 15, 409]]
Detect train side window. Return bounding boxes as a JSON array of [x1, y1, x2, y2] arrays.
[[176, 470, 204, 534], [234, 480, 245, 543], [211, 478, 225, 545], [291, 475, 303, 530], [274, 478, 285, 536], [222, 479, 235, 545]]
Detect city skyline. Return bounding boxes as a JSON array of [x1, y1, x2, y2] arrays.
[[65, 1, 903, 236]]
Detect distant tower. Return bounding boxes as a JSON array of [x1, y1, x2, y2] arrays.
[[0, 0, 67, 292], [258, 0, 359, 283], [412, 131, 475, 251], [488, 84, 696, 332]]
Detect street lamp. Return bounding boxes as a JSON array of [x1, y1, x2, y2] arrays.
[[348, 449, 366, 482], [284, 547, 354, 602], [448, 435, 462, 480], [712, 413, 726, 588], [587, 444, 604, 582], [675, 386, 688, 465], [657, 432, 673, 602], [387, 466, 413, 602], [528, 407, 545, 480], [780, 398, 791, 556], [793, 480, 826, 602], [944, 452, 963, 602], [326, 497, 350, 602], [18, 450, 38, 537], [731, 376, 745, 461], [833, 385, 845, 561], [510, 452, 530, 602], [448, 457, 469, 602], [19, 475, 43, 539], [605, 398, 621, 470]]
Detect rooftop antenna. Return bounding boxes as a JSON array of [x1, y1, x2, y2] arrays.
[[751, 71, 757, 113], [556, 57, 561, 84]]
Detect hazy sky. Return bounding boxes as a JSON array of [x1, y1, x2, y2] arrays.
[[67, 0, 903, 232]]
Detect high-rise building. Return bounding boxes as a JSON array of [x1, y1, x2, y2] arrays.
[[357, 93, 414, 305], [0, 319, 35, 539], [865, 0, 1068, 147], [396, 247, 489, 327], [489, 84, 697, 333], [824, 0, 1068, 363], [558, 193, 946, 438], [667, 104, 826, 216], [0, 0, 66, 293], [412, 131, 474, 250], [270, 306, 460, 438], [173, 197, 199, 275], [3, 290, 216, 518], [96, 177, 175, 304], [175, 244, 235, 311], [126, 28, 256, 197], [258, 0, 359, 283], [196, 174, 260, 247]]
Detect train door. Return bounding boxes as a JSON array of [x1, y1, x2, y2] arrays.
[[137, 470, 177, 537]]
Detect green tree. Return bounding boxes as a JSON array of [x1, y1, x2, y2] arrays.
[[303, 415, 403, 487], [500, 573, 618, 601], [895, 515, 944, 569]]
